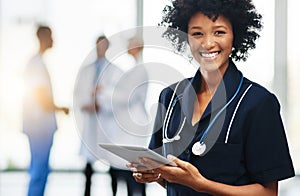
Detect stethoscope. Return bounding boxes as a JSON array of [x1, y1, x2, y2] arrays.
[[162, 74, 247, 156]]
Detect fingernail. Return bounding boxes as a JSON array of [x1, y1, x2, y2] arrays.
[[139, 157, 147, 163], [130, 168, 137, 172], [136, 173, 142, 179], [167, 154, 175, 160]]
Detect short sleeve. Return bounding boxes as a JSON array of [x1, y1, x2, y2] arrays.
[[245, 93, 295, 183]]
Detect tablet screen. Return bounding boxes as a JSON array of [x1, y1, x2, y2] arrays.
[[99, 143, 177, 167]]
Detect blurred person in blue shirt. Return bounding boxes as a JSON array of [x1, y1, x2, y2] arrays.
[[23, 25, 69, 196]]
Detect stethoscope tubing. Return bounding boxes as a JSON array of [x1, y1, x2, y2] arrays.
[[162, 74, 249, 156], [198, 76, 243, 144]]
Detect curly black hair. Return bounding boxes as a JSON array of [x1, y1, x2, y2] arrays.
[[160, 0, 263, 61]]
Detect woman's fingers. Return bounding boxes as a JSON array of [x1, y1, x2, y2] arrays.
[[133, 172, 143, 179], [132, 171, 162, 183], [126, 162, 149, 172], [167, 154, 186, 168], [137, 157, 165, 170], [128, 159, 165, 183]]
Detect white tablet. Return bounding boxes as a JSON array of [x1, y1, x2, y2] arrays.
[[99, 143, 177, 167]]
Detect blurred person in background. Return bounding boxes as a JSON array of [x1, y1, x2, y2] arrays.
[[75, 35, 149, 196], [23, 25, 69, 196], [76, 35, 110, 196], [108, 36, 147, 196]]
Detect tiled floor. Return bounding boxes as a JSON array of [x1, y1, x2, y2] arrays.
[[0, 171, 299, 196]]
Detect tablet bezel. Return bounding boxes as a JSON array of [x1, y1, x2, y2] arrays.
[[98, 143, 177, 167]]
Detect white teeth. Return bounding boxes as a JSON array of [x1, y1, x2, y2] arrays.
[[200, 52, 219, 58]]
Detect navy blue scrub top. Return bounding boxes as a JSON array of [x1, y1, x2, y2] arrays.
[[149, 60, 295, 196]]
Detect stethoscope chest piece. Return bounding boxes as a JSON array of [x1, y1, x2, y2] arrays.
[[192, 142, 206, 156]]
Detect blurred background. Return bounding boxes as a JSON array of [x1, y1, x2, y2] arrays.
[[0, 0, 299, 195]]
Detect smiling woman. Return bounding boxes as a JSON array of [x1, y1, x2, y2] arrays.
[[129, 0, 295, 196]]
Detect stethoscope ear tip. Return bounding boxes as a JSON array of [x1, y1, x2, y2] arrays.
[[163, 135, 181, 143]]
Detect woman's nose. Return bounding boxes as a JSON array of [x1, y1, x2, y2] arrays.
[[201, 35, 215, 50]]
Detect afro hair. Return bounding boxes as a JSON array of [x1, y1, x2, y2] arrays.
[[160, 0, 263, 61]]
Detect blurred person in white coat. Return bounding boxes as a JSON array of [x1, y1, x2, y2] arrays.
[[105, 36, 149, 196], [75, 35, 110, 196]]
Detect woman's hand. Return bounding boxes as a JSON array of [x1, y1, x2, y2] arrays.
[[127, 162, 164, 186], [128, 155, 278, 195], [127, 155, 207, 191], [144, 155, 206, 191]]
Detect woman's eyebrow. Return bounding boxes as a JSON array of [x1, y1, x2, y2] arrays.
[[189, 25, 228, 30], [189, 26, 203, 30], [213, 25, 228, 29]]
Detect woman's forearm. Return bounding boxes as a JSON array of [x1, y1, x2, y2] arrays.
[[197, 178, 278, 196]]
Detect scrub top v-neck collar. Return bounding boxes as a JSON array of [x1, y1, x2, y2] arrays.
[[181, 59, 243, 125]]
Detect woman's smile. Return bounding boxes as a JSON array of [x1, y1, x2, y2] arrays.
[[199, 51, 220, 59]]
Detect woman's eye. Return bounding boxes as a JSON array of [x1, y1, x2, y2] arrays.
[[215, 31, 225, 35], [191, 32, 203, 36]]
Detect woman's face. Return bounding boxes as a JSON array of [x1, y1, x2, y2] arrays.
[[188, 12, 233, 74]]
